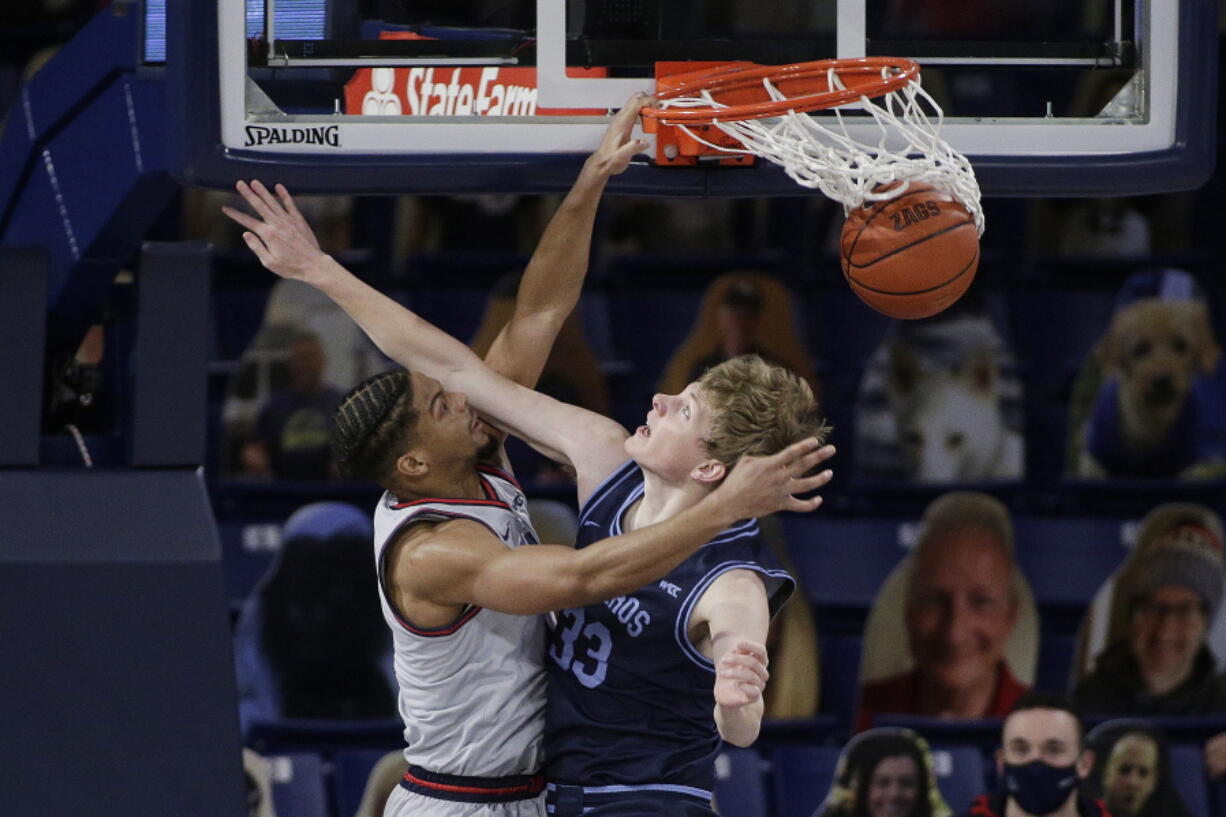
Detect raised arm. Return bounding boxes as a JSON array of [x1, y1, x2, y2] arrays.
[[393, 437, 835, 617], [482, 95, 647, 388], [223, 181, 631, 499]]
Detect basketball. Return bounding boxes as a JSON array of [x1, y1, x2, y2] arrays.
[[840, 184, 980, 320]]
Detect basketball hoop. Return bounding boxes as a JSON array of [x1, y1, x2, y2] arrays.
[[641, 58, 985, 235]]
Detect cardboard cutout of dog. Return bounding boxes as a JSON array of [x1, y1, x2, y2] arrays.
[[1071, 275, 1226, 479]]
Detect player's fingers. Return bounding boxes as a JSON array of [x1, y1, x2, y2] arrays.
[[716, 684, 751, 707], [221, 205, 265, 234], [732, 640, 768, 661], [610, 138, 649, 164], [235, 180, 277, 220], [771, 436, 824, 470], [790, 469, 834, 495], [250, 179, 285, 217], [242, 231, 273, 267], [718, 662, 762, 681], [721, 657, 769, 685], [738, 682, 762, 702], [232, 181, 274, 219], [786, 494, 825, 514], [791, 444, 836, 475], [617, 91, 652, 121], [720, 650, 768, 673], [275, 183, 309, 228], [602, 92, 651, 143]]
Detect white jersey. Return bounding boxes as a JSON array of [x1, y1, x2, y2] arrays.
[[374, 464, 547, 777]]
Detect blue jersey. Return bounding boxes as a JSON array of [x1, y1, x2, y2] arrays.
[[543, 460, 795, 791]]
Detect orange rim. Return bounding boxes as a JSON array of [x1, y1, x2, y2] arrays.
[[642, 57, 920, 125]]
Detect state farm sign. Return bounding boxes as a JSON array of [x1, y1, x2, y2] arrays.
[[344, 33, 607, 117]]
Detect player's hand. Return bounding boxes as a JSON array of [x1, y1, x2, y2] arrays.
[[221, 180, 330, 283], [582, 92, 652, 178], [714, 641, 769, 708], [714, 439, 835, 522]]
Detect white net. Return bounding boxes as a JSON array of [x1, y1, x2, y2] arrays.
[[658, 67, 985, 235]]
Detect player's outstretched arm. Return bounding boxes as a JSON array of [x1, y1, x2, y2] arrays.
[[404, 439, 835, 615], [222, 181, 630, 497], [483, 94, 648, 388]]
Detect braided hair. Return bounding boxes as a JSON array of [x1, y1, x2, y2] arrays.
[[332, 369, 418, 484]]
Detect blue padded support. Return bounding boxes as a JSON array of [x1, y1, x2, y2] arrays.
[[0, 6, 177, 357]]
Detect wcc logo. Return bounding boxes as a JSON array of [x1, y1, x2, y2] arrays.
[[244, 124, 341, 148]]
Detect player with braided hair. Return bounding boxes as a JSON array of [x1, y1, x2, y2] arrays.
[[226, 97, 834, 817], [331, 369, 421, 481]]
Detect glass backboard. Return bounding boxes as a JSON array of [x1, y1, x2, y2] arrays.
[[166, 0, 1217, 196]]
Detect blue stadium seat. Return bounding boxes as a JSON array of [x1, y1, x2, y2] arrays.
[[1211, 777, 1226, 817], [247, 717, 404, 758], [770, 745, 842, 817], [803, 286, 892, 385], [1011, 516, 1127, 608], [211, 288, 271, 362], [713, 747, 770, 817], [871, 716, 1003, 756], [1008, 286, 1118, 481], [778, 516, 908, 610], [265, 752, 329, 817], [333, 748, 399, 817], [399, 287, 491, 348], [216, 517, 282, 604], [1168, 743, 1210, 817], [1008, 288, 1116, 393], [818, 633, 863, 721], [929, 745, 988, 814], [759, 715, 846, 749], [606, 287, 703, 388], [1034, 633, 1077, 694]]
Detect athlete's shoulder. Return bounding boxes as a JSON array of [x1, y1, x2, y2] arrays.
[[578, 459, 640, 511]]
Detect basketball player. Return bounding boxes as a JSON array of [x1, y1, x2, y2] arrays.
[[225, 98, 834, 817]]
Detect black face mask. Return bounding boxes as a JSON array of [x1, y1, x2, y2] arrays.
[[1003, 759, 1080, 815]]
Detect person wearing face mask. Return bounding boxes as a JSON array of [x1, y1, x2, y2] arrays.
[[964, 694, 1109, 817]]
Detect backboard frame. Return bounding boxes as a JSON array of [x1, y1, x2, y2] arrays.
[[168, 0, 1218, 197]]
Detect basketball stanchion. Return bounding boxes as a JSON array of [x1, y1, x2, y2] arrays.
[[640, 58, 984, 320]]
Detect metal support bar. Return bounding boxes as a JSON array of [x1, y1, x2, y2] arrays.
[[129, 241, 211, 467], [0, 247, 48, 466], [264, 0, 276, 59], [266, 56, 518, 67]]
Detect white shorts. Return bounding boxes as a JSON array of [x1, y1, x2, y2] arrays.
[[384, 786, 546, 817]]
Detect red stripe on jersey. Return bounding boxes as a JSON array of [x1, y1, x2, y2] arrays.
[[403, 769, 545, 796], [392, 496, 509, 510], [477, 464, 523, 492], [478, 475, 497, 501], [395, 604, 482, 637]]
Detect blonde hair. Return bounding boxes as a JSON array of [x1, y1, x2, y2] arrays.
[[697, 354, 830, 468]]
